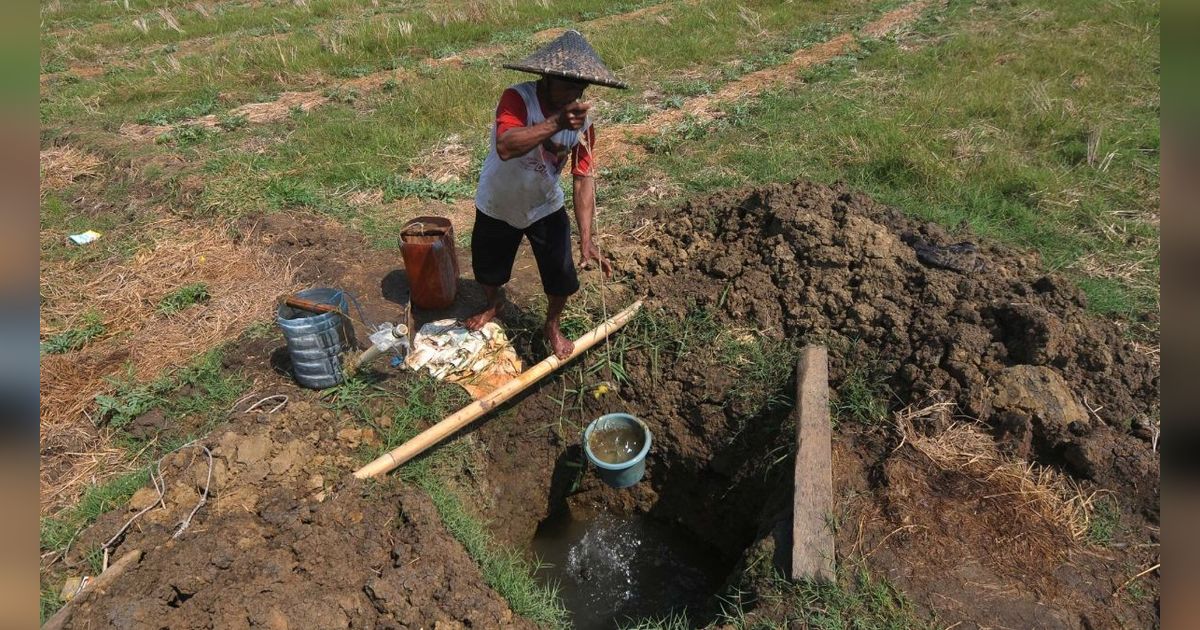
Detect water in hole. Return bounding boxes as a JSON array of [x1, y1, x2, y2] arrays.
[[531, 511, 729, 628], [588, 426, 645, 464]]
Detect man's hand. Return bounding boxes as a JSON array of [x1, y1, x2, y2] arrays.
[[555, 101, 592, 131], [580, 238, 612, 277]]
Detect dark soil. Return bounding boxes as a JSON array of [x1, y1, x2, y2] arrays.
[[620, 180, 1159, 518], [473, 180, 1159, 627], [66, 398, 533, 629], [58, 181, 1160, 629]]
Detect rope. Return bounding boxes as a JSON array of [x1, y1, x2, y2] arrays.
[[576, 120, 616, 385]]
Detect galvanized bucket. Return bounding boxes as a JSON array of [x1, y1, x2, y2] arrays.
[[276, 288, 350, 389]]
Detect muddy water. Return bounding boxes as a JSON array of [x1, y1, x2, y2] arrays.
[[588, 425, 645, 464], [531, 511, 729, 628]]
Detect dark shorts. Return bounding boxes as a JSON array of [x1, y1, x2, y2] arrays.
[[471, 208, 580, 297]]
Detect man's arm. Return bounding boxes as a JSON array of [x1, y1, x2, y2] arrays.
[[497, 101, 591, 160], [573, 174, 612, 276]]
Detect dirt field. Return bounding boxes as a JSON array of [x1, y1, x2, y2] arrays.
[[40, 0, 1159, 627], [50, 180, 1159, 628]]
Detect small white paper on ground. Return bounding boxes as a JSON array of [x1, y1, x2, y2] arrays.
[[67, 230, 102, 245]]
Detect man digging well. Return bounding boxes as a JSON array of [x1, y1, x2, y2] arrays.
[[466, 30, 625, 359]]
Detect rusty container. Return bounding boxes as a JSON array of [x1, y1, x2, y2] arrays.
[[400, 216, 459, 310]]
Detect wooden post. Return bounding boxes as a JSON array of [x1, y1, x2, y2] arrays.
[[791, 346, 835, 581]]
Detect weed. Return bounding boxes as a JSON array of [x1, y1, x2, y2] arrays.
[[40, 466, 151, 556], [157, 282, 211, 315], [41, 311, 106, 355], [831, 355, 892, 426], [333, 64, 373, 78], [326, 374, 387, 424], [787, 567, 928, 629], [136, 89, 219, 125], [265, 177, 322, 208], [323, 87, 360, 104], [94, 376, 162, 430], [379, 176, 473, 202], [605, 102, 651, 125], [94, 348, 247, 435], [40, 582, 64, 624], [722, 335, 800, 412], [1086, 497, 1121, 546], [158, 124, 213, 147], [217, 111, 248, 131]]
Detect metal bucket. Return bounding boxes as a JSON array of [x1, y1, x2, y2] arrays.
[[276, 288, 350, 389], [583, 413, 652, 489]]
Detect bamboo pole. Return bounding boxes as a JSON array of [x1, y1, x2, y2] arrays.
[[354, 300, 643, 479]]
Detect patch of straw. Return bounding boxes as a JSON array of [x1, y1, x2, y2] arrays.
[[40, 218, 300, 515], [894, 398, 1097, 541], [408, 134, 475, 184], [40, 146, 103, 197]]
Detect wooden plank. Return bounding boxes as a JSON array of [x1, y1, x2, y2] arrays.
[[791, 345, 835, 581]]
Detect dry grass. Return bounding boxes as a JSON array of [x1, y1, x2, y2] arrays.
[[40, 146, 103, 197], [39, 218, 301, 514], [408, 133, 477, 184], [893, 398, 1098, 541]]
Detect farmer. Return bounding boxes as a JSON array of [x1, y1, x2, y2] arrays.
[[466, 30, 626, 360]]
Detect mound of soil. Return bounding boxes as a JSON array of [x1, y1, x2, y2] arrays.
[[618, 180, 1159, 515], [474, 180, 1158, 626], [65, 400, 531, 630]]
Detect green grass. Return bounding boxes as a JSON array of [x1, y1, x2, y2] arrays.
[[626, 567, 927, 629], [39, 466, 151, 567], [783, 569, 929, 629], [338, 375, 568, 627], [136, 89, 219, 125], [1086, 497, 1121, 546], [40, 582, 64, 625], [418, 479, 569, 628], [156, 282, 210, 315], [831, 360, 892, 426], [94, 347, 247, 436], [721, 335, 801, 413], [41, 310, 106, 355]]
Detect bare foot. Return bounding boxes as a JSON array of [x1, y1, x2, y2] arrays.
[[545, 323, 574, 360], [465, 303, 501, 331]]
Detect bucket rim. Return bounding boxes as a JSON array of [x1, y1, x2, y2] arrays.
[[582, 412, 651, 471], [276, 287, 347, 325]]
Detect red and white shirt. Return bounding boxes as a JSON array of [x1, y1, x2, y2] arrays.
[[475, 81, 595, 229]]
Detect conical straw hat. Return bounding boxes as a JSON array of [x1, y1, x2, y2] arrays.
[[502, 30, 627, 89]]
